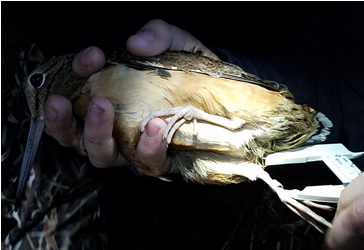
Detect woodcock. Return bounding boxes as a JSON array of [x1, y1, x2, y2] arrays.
[[18, 49, 334, 232]]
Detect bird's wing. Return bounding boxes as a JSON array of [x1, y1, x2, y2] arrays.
[[109, 49, 289, 94]]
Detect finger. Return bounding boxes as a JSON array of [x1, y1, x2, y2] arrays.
[[126, 19, 219, 60], [84, 97, 126, 168], [137, 118, 171, 175], [72, 46, 106, 78], [44, 95, 80, 147], [337, 173, 364, 213], [325, 196, 364, 250]]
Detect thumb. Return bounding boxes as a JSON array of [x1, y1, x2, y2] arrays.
[[126, 19, 219, 60], [136, 118, 171, 176], [325, 196, 364, 250]]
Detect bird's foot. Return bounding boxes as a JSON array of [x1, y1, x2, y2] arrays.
[[139, 105, 245, 146]]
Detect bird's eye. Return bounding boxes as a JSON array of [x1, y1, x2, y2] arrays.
[[29, 73, 45, 89]]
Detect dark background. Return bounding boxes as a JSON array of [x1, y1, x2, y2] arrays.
[[3, 2, 363, 57], [2, 1, 364, 250]]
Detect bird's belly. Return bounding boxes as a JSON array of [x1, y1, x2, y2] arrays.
[[76, 65, 170, 126], [71, 63, 308, 164]]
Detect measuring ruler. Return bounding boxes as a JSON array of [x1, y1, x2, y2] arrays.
[[266, 143, 363, 203], [322, 154, 362, 186]]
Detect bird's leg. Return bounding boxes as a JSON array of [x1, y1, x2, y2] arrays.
[[256, 169, 333, 233], [139, 105, 245, 145]]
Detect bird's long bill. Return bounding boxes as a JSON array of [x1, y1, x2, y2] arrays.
[[15, 117, 45, 210]]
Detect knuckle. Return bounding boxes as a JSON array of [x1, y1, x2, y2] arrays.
[[89, 151, 125, 169], [350, 198, 364, 233], [84, 133, 102, 146]]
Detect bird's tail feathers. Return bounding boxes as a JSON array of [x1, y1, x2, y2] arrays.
[[305, 111, 333, 144]]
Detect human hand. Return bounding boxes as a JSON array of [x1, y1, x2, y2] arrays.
[[325, 172, 364, 250], [44, 19, 218, 174]]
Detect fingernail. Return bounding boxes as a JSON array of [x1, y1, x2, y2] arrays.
[[81, 47, 94, 66], [88, 103, 104, 122], [145, 122, 160, 139], [135, 29, 155, 41], [45, 101, 57, 120]]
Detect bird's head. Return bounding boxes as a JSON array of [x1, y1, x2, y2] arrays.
[[24, 53, 80, 119], [16, 53, 84, 209]]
